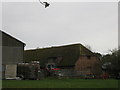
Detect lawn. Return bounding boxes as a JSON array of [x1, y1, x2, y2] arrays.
[[2, 78, 119, 88]]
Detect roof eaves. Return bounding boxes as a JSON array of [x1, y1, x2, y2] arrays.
[[1, 30, 26, 46]]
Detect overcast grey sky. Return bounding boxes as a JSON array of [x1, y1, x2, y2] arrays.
[[1, 2, 118, 54]]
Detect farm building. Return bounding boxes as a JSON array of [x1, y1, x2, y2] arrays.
[[0, 30, 25, 79], [24, 43, 102, 76]]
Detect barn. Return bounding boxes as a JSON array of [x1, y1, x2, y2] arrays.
[[0, 30, 25, 79], [24, 43, 102, 77]]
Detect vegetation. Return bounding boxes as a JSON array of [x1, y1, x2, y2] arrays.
[[101, 47, 120, 76], [24, 44, 93, 67], [2, 78, 118, 88]]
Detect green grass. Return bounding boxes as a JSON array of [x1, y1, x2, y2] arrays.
[[2, 78, 119, 88]]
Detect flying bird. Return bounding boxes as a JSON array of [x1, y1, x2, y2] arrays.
[[39, 0, 50, 8], [43, 2, 50, 8]]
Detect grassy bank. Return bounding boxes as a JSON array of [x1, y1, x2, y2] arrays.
[[2, 78, 119, 88]]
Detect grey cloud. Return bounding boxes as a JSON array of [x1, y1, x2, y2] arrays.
[[2, 2, 118, 54]]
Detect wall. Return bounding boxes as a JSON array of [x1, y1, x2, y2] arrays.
[[2, 31, 24, 64], [2, 46, 23, 64], [1, 31, 24, 79], [75, 56, 102, 76]]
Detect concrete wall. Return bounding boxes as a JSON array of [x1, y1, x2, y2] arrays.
[[5, 65, 17, 78]]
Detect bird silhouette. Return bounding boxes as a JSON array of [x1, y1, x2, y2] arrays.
[[43, 2, 50, 8], [39, 0, 50, 8]]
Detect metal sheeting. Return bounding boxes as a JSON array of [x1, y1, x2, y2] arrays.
[[1, 30, 24, 64], [2, 46, 23, 64], [1, 30, 25, 79]]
